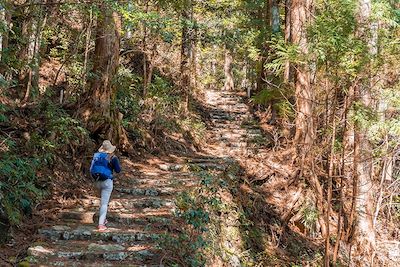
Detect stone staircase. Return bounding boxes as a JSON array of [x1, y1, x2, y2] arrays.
[[203, 89, 268, 157], [27, 166, 199, 266], [26, 89, 268, 266]]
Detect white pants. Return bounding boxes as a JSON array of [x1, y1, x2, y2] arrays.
[[96, 179, 113, 225]]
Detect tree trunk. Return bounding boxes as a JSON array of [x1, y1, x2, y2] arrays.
[[0, 5, 4, 61], [142, 0, 149, 97], [0, 1, 11, 77], [255, 1, 269, 94], [23, 4, 47, 103], [284, 0, 291, 83], [271, 0, 280, 34], [79, 2, 131, 151], [268, 0, 281, 124], [352, 0, 376, 263], [180, 0, 192, 113], [291, 0, 314, 148], [190, 23, 198, 93], [223, 48, 234, 91], [17, 9, 32, 97], [83, 8, 93, 83], [144, 43, 156, 90]]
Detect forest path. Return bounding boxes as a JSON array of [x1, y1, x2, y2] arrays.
[[26, 89, 267, 266]]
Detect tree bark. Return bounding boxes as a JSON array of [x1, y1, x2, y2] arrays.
[[0, 5, 4, 62], [291, 0, 314, 148], [23, 3, 47, 103], [142, 0, 149, 97], [352, 0, 376, 263], [17, 6, 33, 96], [325, 91, 337, 266], [79, 2, 131, 151], [268, 0, 282, 124], [0, 1, 11, 77], [180, 0, 193, 113], [255, 1, 269, 94], [144, 43, 156, 90], [83, 8, 93, 84], [271, 0, 280, 34], [223, 48, 234, 91], [284, 0, 291, 83], [190, 22, 198, 93]]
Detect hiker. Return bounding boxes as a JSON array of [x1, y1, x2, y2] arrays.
[[90, 140, 121, 231]]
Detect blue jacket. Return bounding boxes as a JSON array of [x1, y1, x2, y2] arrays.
[[90, 152, 121, 180]]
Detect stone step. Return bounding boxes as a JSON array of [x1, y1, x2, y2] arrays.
[[209, 139, 245, 145], [123, 171, 193, 179], [212, 101, 240, 106], [38, 225, 161, 243], [211, 108, 248, 113], [118, 175, 198, 188], [78, 196, 175, 210], [227, 142, 247, 148], [219, 132, 247, 139], [27, 240, 159, 265], [214, 93, 241, 97], [210, 104, 245, 109], [189, 162, 227, 171], [210, 119, 231, 125], [209, 110, 248, 116], [114, 187, 177, 196], [211, 124, 243, 130], [104, 212, 172, 226], [209, 102, 247, 108], [210, 113, 235, 119], [59, 209, 172, 225], [185, 156, 235, 164], [157, 163, 185, 172], [209, 136, 246, 143], [210, 117, 236, 123], [33, 261, 159, 267]]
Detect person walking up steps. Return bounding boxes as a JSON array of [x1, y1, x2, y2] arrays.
[[90, 140, 121, 231]]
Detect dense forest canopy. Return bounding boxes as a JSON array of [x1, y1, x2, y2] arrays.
[[0, 0, 400, 266]]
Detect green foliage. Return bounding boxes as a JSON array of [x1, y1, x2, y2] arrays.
[[158, 171, 226, 266], [30, 102, 89, 154], [0, 74, 8, 89], [146, 75, 181, 116], [351, 101, 377, 129], [301, 200, 319, 234], [66, 60, 85, 90], [310, 0, 358, 65], [115, 67, 142, 122], [264, 36, 301, 75], [176, 192, 211, 231], [394, 195, 400, 219], [0, 152, 45, 225], [366, 88, 400, 151], [252, 87, 295, 120], [120, 3, 178, 43], [0, 103, 8, 122], [178, 117, 207, 143], [43, 25, 72, 60]]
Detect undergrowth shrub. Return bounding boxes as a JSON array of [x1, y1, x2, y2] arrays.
[[146, 75, 181, 115], [158, 171, 226, 266], [177, 117, 207, 143], [0, 152, 46, 225], [115, 66, 142, 122], [0, 103, 8, 122], [0, 100, 89, 228], [32, 101, 89, 154], [252, 87, 295, 121]]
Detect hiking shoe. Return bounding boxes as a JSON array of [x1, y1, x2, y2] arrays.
[[98, 224, 107, 231]]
